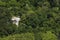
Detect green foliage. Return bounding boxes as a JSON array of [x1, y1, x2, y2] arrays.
[[40, 31, 57, 40], [33, 31, 57, 40], [0, 32, 58, 40], [0, 0, 60, 40], [0, 32, 34, 40]]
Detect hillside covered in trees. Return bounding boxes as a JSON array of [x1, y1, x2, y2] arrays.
[[0, 0, 60, 40]]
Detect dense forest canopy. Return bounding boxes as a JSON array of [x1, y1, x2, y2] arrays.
[[0, 0, 60, 40]]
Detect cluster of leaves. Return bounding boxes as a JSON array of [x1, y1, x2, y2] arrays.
[[0, 0, 60, 40], [0, 32, 34, 40], [0, 32, 57, 40]]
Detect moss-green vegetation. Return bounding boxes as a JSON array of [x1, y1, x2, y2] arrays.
[[0, 32, 57, 40], [0, 0, 60, 40], [0, 33, 34, 40]]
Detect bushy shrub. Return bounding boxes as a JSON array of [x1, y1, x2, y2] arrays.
[[0, 32, 34, 40], [38, 31, 57, 40]]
